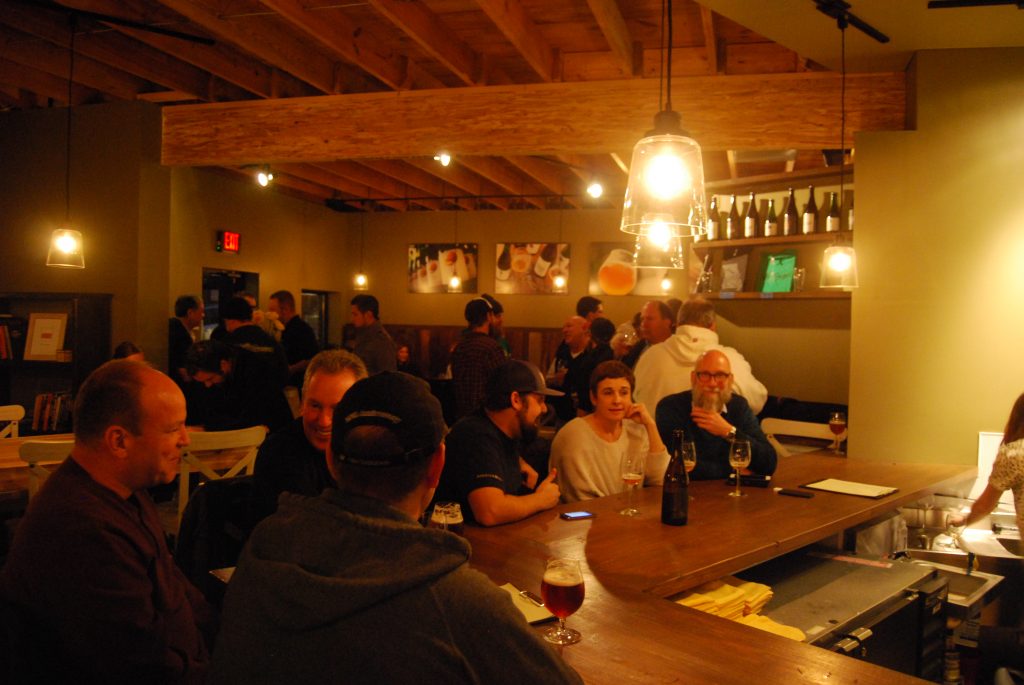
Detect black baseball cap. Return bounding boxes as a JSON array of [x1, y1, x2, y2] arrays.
[[464, 297, 493, 325], [485, 360, 564, 402], [221, 296, 253, 322], [331, 372, 448, 467]]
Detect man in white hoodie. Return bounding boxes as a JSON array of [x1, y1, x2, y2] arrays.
[[633, 297, 767, 415]]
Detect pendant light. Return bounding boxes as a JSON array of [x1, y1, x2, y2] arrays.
[[552, 199, 568, 293], [820, 12, 858, 289], [353, 204, 369, 290], [447, 198, 462, 293], [47, 16, 85, 269], [620, 0, 707, 246]]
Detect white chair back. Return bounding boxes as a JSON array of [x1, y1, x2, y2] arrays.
[[0, 405, 25, 439], [760, 418, 842, 458], [178, 426, 267, 522], [19, 439, 74, 497]]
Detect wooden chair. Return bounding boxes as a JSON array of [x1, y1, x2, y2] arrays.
[[760, 418, 843, 458], [19, 439, 74, 498], [0, 405, 25, 439], [178, 426, 267, 522]]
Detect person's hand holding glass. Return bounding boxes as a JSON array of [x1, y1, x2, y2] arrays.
[[728, 440, 752, 498], [541, 558, 585, 645]]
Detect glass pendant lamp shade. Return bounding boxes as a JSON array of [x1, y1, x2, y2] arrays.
[[47, 227, 85, 269], [621, 114, 707, 240], [820, 244, 858, 288], [353, 272, 368, 291]]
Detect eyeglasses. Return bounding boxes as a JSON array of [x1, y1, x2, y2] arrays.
[[695, 371, 732, 383]]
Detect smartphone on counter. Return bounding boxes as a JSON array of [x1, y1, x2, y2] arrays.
[[560, 511, 595, 520]]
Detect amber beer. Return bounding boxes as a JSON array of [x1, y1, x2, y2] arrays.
[[429, 502, 464, 536], [541, 566, 585, 619]]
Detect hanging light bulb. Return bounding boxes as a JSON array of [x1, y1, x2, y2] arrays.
[[448, 275, 462, 293], [353, 272, 368, 291], [586, 181, 604, 199], [552, 273, 568, 292], [256, 165, 274, 187], [660, 276, 673, 293], [434, 152, 452, 167], [48, 17, 85, 269], [621, 0, 706, 244]]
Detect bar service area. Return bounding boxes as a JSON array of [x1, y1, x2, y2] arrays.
[[2, 1, 1024, 684]]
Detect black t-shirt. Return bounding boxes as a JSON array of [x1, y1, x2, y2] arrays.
[[252, 417, 334, 521], [435, 411, 526, 523]]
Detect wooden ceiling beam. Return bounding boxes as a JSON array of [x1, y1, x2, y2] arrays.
[[313, 161, 439, 210], [59, 0, 312, 98], [699, 5, 719, 75], [456, 157, 547, 209], [150, 0, 344, 94], [274, 163, 409, 211], [162, 72, 906, 166], [584, 0, 637, 76], [0, 57, 101, 104], [0, 4, 249, 103], [359, 159, 455, 204], [473, 0, 556, 82], [0, 25, 149, 99], [506, 156, 582, 208], [403, 158, 510, 210], [258, 0, 412, 91]]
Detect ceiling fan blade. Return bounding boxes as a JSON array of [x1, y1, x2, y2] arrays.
[[13, 0, 216, 45]]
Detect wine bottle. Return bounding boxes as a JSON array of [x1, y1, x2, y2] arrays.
[[763, 198, 779, 237], [802, 185, 818, 235], [725, 194, 740, 240], [661, 429, 689, 526], [782, 187, 799, 236], [705, 195, 721, 241], [743, 192, 759, 238], [825, 192, 841, 232], [847, 194, 854, 232], [533, 242, 557, 278], [496, 244, 511, 281]]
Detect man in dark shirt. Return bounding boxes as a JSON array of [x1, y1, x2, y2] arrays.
[[186, 340, 293, 433], [253, 349, 367, 519], [654, 349, 775, 480], [268, 289, 320, 388], [437, 360, 563, 526], [0, 360, 214, 683], [350, 294, 397, 375], [451, 296, 506, 419], [222, 295, 289, 389], [169, 294, 203, 387]]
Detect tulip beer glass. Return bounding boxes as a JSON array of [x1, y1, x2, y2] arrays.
[[541, 558, 585, 645]]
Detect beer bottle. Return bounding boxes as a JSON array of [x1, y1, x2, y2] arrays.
[[782, 187, 800, 236], [725, 194, 740, 240], [802, 185, 818, 235], [764, 198, 779, 237], [743, 192, 759, 238], [661, 429, 689, 526], [533, 243, 557, 278], [705, 195, 721, 241], [825, 191, 841, 233], [496, 244, 511, 280]]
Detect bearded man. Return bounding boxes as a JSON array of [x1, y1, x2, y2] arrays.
[[436, 360, 564, 526], [654, 349, 776, 480]]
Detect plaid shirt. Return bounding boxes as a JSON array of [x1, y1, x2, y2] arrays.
[[451, 332, 506, 419]]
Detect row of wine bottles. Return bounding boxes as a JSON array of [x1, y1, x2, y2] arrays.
[[701, 186, 853, 241]]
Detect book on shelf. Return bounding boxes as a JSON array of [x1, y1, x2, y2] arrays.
[[0, 315, 28, 360], [30, 391, 72, 433]]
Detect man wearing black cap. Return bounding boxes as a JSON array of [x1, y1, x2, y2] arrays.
[[450, 296, 506, 419], [437, 360, 563, 526], [221, 295, 289, 389], [210, 372, 581, 685]]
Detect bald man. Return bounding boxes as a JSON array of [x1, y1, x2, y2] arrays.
[[0, 361, 214, 682], [654, 350, 775, 480]]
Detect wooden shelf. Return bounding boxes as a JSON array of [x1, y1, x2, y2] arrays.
[[706, 165, 854, 195], [704, 290, 851, 300], [695, 230, 853, 250]]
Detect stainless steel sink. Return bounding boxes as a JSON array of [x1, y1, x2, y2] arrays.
[[906, 559, 1003, 620]]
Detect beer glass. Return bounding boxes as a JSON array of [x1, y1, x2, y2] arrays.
[[541, 558, 584, 645], [680, 439, 697, 500], [828, 412, 847, 454], [728, 440, 751, 498], [429, 502, 465, 535], [619, 450, 645, 516]]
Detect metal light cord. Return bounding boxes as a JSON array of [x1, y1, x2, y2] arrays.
[[65, 16, 76, 223]]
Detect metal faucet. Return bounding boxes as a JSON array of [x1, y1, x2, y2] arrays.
[[947, 525, 974, 576]]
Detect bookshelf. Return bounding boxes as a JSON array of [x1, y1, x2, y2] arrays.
[[0, 293, 112, 434]]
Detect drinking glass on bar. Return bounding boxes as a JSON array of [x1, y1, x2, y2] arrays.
[[541, 558, 584, 645], [680, 439, 697, 500], [428, 502, 465, 536], [828, 412, 847, 454], [728, 440, 751, 498], [619, 450, 645, 516]]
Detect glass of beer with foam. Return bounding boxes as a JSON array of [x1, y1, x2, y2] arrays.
[[541, 558, 585, 645]]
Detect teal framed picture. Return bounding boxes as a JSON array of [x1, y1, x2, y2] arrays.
[[758, 251, 797, 293]]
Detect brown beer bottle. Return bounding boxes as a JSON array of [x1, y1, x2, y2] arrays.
[[704, 195, 721, 241], [661, 429, 688, 526], [743, 192, 759, 238], [825, 192, 841, 233], [764, 198, 779, 237], [802, 185, 819, 234], [725, 194, 740, 240], [782, 187, 800, 236]]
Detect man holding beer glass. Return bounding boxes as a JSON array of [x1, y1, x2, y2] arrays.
[[212, 372, 581, 684]]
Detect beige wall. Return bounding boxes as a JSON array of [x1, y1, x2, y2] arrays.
[[850, 48, 1024, 464]]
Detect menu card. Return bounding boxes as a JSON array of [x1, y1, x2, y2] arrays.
[[802, 479, 898, 499], [500, 583, 555, 624]]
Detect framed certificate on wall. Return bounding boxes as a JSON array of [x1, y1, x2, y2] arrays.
[[24, 313, 67, 361]]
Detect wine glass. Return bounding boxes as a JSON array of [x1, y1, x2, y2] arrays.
[[728, 440, 752, 498], [541, 558, 585, 645], [828, 412, 847, 454], [619, 450, 645, 516], [680, 440, 697, 500]]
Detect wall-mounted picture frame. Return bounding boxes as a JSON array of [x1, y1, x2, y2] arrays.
[[408, 243, 479, 293], [588, 242, 685, 297], [24, 313, 68, 361], [494, 243, 570, 294]]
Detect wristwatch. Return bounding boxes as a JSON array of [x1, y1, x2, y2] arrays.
[[726, 426, 737, 440]]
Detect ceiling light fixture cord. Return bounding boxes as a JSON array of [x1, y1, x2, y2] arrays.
[[665, 0, 673, 112], [65, 16, 76, 223], [839, 14, 846, 222]]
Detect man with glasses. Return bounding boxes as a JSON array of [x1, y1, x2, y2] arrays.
[[436, 360, 564, 526], [654, 350, 775, 480]]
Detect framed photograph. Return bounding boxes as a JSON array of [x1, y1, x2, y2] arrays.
[[407, 243, 479, 293], [588, 242, 683, 297], [494, 243, 569, 294], [24, 313, 68, 361], [758, 250, 797, 293]]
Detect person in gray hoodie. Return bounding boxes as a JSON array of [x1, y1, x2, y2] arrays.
[[209, 371, 582, 685]]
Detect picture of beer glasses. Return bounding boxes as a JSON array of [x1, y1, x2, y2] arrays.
[[541, 558, 585, 645], [728, 440, 751, 498], [619, 450, 645, 516], [597, 249, 637, 296]]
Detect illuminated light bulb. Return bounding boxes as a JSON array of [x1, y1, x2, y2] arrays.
[[553, 274, 567, 290], [661, 277, 672, 292], [257, 170, 273, 187], [586, 182, 603, 199], [55, 232, 78, 253], [353, 273, 368, 290], [448, 275, 462, 292], [643, 214, 673, 251], [645, 152, 691, 200], [434, 152, 452, 167], [827, 250, 852, 272]]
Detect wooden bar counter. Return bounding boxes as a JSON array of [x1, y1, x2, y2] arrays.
[[464, 453, 974, 684]]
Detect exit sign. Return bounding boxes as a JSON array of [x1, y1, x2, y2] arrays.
[[216, 230, 241, 253]]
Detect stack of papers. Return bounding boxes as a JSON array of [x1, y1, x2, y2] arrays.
[[724, 577, 773, 616], [675, 576, 802, 641], [675, 580, 745, 620], [736, 614, 806, 641]]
